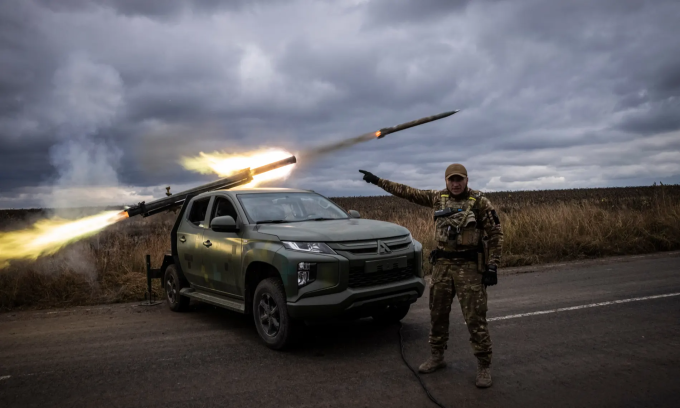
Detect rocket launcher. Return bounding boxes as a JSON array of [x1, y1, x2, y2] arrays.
[[125, 155, 297, 218]]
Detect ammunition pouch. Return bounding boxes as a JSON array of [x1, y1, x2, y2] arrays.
[[435, 209, 479, 246], [428, 249, 479, 265], [456, 223, 481, 246]]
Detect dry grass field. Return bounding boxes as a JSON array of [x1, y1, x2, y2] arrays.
[[1, 184, 679, 310]]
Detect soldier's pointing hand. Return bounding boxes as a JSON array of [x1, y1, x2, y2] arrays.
[[359, 170, 380, 185]]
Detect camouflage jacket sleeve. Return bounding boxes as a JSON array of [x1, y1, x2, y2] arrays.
[[376, 179, 438, 208], [477, 195, 504, 267]]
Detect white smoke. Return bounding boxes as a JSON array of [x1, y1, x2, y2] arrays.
[[43, 53, 152, 209], [48, 137, 125, 208], [50, 53, 123, 138]]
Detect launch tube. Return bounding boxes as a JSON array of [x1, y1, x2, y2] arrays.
[[125, 155, 297, 218]]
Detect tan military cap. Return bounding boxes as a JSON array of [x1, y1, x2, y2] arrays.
[[445, 163, 468, 179]]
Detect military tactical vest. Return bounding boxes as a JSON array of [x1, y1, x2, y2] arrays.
[[435, 189, 483, 251]]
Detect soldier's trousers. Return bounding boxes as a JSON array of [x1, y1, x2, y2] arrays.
[[429, 261, 492, 366]]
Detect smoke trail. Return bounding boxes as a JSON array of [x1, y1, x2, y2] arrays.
[[297, 132, 377, 163]]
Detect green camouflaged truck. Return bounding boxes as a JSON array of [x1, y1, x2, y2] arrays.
[[158, 188, 425, 349]]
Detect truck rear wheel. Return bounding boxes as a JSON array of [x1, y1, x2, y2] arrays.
[[164, 265, 190, 312], [372, 303, 410, 324], [253, 278, 300, 350]]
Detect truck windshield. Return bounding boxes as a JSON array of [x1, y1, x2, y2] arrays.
[[237, 193, 349, 224]]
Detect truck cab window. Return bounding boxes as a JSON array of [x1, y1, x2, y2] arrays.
[[210, 197, 239, 224], [188, 197, 210, 226]]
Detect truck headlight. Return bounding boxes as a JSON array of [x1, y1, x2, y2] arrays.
[[282, 241, 336, 255], [297, 262, 317, 287]]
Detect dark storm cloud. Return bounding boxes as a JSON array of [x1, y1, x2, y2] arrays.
[[489, 0, 680, 137], [35, 0, 281, 19], [276, 38, 459, 110], [0, 0, 679, 208]]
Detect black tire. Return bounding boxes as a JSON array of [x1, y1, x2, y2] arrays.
[[164, 264, 190, 312], [372, 303, 411, 324], [252, 278, 300, 350]]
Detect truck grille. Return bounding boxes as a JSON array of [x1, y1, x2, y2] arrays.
[[329, 235, 411, 255], [348, 260, 415, 288]]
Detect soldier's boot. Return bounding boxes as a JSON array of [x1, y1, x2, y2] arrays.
[[475, 363, 492, 388], [418, 349, 446, 374]]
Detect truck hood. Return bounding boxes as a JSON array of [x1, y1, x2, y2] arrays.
[[255, 219, 410, 242]]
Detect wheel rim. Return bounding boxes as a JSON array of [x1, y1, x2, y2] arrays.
[[166, 274, 177, 304], [257, 293, 280, 337]]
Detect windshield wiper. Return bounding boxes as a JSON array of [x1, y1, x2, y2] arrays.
[[308, 217, 339, 221], [256, 219, 290, 224]]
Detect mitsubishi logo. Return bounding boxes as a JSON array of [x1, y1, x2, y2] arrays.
[[377, 240, 392, 254]]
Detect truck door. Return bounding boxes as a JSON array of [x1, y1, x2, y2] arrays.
[[177, 196, 212, 287], [201, 195, 243, 296]]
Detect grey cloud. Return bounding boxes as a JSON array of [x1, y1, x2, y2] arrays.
[[499, 167, 558, 184], [365, 0, 471, 24], [0, 138, 53, 191], [616, 99, 680, 135]]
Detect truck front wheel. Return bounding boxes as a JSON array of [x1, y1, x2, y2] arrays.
[[253, 278, 300, 350], [164, 265, 190, 312]]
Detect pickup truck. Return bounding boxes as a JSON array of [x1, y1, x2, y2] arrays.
[[158, 187, 425, 349]]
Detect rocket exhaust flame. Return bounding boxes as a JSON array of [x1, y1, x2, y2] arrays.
[[0, 210, 128, 269], [180, 149, 295, 186]]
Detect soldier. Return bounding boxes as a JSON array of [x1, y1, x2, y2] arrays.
[[358, 164, 503, 388]]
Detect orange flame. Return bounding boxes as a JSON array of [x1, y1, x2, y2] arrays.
[[375, 131, 381, 138], [180, 149, 295, 187], [0, 210, 128, 269]]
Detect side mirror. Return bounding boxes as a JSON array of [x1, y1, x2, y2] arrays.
[[211, 216, 238, 233], [348, 210, 361, 219]]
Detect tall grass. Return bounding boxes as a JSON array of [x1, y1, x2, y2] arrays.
[[1, 185, 679, 310], [0, 213, 174, 310], [333, 187, 680, 274]]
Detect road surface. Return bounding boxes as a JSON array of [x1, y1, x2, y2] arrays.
[[1, 252, 679, 408]]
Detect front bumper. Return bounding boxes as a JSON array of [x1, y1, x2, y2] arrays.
[[273, 238, 425, 319], [287, 275, 425, 319]]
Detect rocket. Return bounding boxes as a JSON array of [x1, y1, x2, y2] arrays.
[[374, 110, 459, 139], [300, 109, 460, 159]]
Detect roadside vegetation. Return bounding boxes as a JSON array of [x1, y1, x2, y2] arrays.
[[1, 184, 679, 310]]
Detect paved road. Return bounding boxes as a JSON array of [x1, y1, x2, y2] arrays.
[[1, 252, 679, 408]]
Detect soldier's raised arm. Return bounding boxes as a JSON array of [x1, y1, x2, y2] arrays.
[[359, 170, 437, 208]]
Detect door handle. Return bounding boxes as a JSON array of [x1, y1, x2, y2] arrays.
[[203, 240, 212, 248], [179, 236, 186, 243]]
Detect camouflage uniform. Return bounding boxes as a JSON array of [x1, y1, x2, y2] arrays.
[[377, 179, 503, 367]]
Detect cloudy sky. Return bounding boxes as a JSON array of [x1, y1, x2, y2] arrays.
[[1, 0, 679, 208]]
